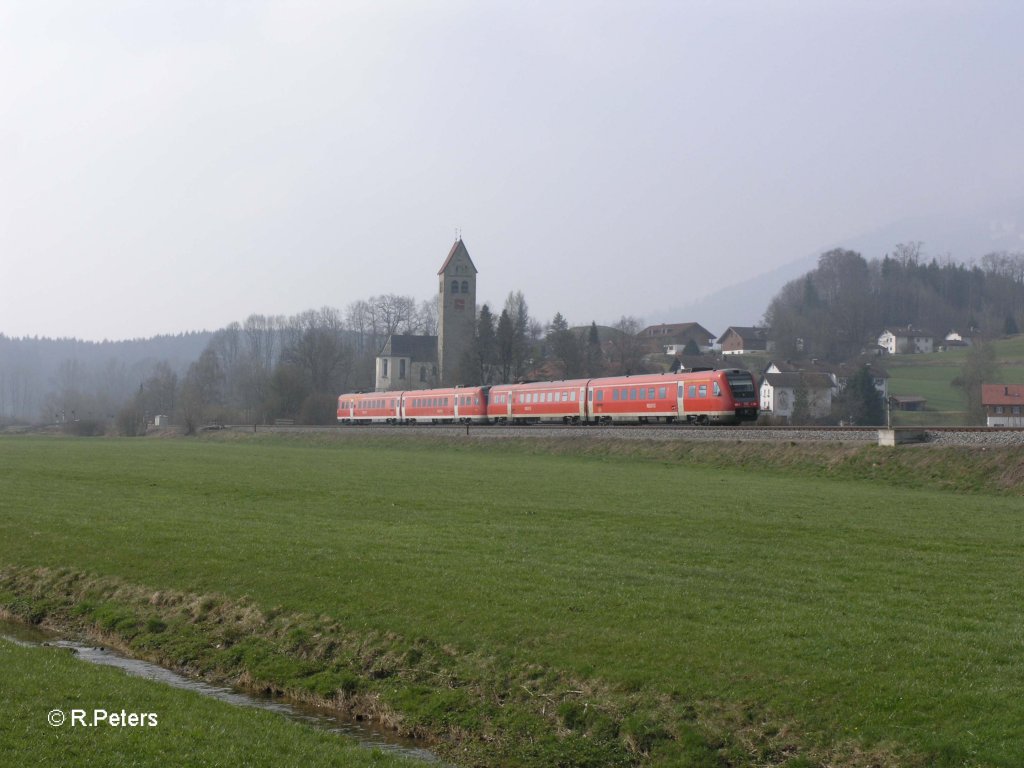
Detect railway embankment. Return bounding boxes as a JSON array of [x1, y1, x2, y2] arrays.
[[212, 426, 1024, 496]]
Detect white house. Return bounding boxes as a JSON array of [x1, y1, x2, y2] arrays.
[[878, 326, 934, 354], [759, 371, 834, 421]]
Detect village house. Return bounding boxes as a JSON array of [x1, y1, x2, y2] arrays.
[[639, 322, 716, 354], [718, 326, 771, 356], [878, 326, 934, 354], [758, 367, 834, 421], [937, 330, 974, 351], [981, 384, 1024, 427]]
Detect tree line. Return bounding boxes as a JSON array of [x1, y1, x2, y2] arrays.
[[765, 245, 1024, 362]]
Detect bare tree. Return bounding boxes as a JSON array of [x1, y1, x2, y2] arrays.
[[606, 316, 646, 375]]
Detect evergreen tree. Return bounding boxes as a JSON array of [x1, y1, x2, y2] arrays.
[[835, 366, 884, 425], [585, 321, 603, 377]]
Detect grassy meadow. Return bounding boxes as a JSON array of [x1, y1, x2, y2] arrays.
[[885, 334, 1024, 424], [0, 634, 415, 768], [2, 433, 1023, 766]]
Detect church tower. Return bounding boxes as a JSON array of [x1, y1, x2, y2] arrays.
[[437, 238, 477, 386]]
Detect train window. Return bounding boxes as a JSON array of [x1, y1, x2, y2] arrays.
[[714, 382, 722, 396], [639, 388, 646, 400], [612, 389, 619, 401], [659, 387, 667, 399], [570, 390, 577, 402], [629, 389, 637, 400], [648, 388, 656, 399], [597, 390, 604, 402], [688, 385, 696, 398], [699, 384, 708, 398], [588, 390, 593, 401], [547, 392, 554, 403], [444, 397, 449, 406], [620, 388, 628, 400]]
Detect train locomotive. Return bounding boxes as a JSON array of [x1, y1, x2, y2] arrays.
[[337, 368, 758, 426]]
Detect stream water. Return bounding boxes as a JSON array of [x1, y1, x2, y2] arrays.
[[0, 618, 442, 764]]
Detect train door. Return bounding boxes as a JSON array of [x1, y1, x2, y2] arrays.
[[677, 382, 687, 421], [579, 384, 588, 422]]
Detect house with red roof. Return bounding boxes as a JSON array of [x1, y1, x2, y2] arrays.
[[982, 384, 1024, 427]]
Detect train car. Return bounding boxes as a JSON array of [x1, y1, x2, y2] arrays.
[[400, 386, 489, 424], [486, 385, 515, 423], [506, 379, 590, 424], [450, 386, 490, 424], [587, 373, 681, 423], [588, 369, 757, 425], [336, 392, 402, 424]]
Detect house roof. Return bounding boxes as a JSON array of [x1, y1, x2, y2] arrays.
[[639, 322, 715, 340], [437, 238, 477, 276], [891, 395, 927, 405], [981, 384, 1024, 406], [378, 334, 438, 362], [717, 326, 769, 344], [762, 372, 834, 390]]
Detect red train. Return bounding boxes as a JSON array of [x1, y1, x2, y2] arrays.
[[338, 369, 758, 426]]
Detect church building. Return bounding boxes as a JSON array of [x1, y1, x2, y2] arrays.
[[375, 238, 478, 391]]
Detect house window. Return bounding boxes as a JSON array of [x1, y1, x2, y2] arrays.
[[399, 359, 406, 379], [382, 359, 388, 377], [420, 367, 426, 382]]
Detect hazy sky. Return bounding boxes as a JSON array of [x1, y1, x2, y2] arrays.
[[3, 1, 1022, 341]]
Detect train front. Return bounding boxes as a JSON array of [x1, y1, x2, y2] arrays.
[[723, 369, 759, 422]]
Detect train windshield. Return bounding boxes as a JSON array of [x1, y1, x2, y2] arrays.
[[725, 371, 756, 399]]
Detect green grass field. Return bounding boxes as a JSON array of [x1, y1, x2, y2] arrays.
[[2, 434, 1023, 766], [0, 634, 414, 767]]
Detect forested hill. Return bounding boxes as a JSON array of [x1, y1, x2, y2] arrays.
[[0, 332, 212, 422], [764, 246, 1024, 362]]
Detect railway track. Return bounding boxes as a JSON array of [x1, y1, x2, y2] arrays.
[[224, 423, 1024, 447]]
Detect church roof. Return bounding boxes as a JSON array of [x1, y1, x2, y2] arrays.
[[437, 238, 478, 275], [378, 334, 438, 362]]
